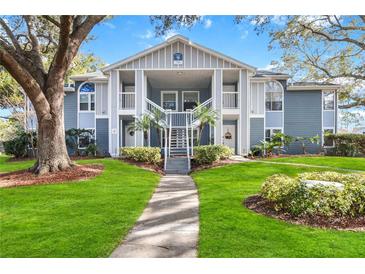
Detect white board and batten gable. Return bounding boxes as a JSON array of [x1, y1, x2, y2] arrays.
[[102, 35, 256, 71]]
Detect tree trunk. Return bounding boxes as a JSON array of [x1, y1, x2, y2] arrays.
[[31, 84, 73, 175]]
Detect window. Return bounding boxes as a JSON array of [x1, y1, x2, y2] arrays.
[[79, 82, 95, 111], [161, 91, 178, 110], [323, 128, 334, 147], [265, 128, 282, 142], [323, 91, 335, 110], [78, 129, 95, 149], [265, 81, 283, 111], [182, 91, 199, 111]]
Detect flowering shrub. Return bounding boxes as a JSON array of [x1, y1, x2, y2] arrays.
[[120, 147, 161, 165], [261, 172, 365, 217], [193, 145, 233, 165]]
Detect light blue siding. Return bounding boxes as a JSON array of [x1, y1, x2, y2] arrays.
[[64, 92, 77, 129], [284, 90, 322, 154], [79, 112, 95, 129], [323, 110, 335, 128], [96, 118, 109, 155], [265, 112, 283, 128], [250, 118, 264, 147]]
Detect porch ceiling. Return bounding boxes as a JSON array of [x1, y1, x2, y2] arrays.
[[145, 70, 213, 89]]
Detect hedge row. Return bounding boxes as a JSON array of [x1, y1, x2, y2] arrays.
[[326, 133, 365, 156]]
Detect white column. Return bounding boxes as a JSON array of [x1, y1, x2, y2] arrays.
[[110, 70, 119, 156], [239, 69, 250, 155], [135, 70, 144, 146], [214, 69, 223, 144]]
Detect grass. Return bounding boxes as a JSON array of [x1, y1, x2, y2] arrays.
[[0, 155, 35, 173], [192, 160, 365, 258], [260, 156, 365, 171], [0, 155, 160, 257]]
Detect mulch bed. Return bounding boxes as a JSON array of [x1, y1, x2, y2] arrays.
[[121, 159, 165, 175], [0, 164, 104, 188], [244, 194, 365, 231]]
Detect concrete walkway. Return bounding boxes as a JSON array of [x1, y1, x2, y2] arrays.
[[110, 175, 199, 258]]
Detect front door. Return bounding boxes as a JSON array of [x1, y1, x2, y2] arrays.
[[222, 125, 236, 153], [124, 122, 135, 147]]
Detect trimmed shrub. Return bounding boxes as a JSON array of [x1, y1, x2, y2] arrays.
[[326, 133, 365, 156], [120, 147, 161, 165], [193, 145, 233, 165], [260, 171, 365, 217], [3, 131, 37, 158]]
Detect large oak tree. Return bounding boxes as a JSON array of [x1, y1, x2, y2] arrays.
[[0, 16, 105, 174]]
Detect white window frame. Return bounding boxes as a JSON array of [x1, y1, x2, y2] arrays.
[[78, 128, 96, 150], [182, 90, 200, 111], [323, 127, 335, 148], [323, 91, 335, 111], [78, 82, 95, 112], [265, 81, 284, 112], [161, 90, 178, 111], [265, 127, 283, 142]]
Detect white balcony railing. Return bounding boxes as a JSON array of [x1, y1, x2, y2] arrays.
[[119, 92, 135, 110], [223, 92, 239, 108]]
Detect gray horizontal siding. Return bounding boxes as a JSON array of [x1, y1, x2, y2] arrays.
[[284, 90, 322, 154], [250, 118, 264, 148], [119, 40, 239, 70], [64, 92, 77, 130], [96, 118, 109, 155]]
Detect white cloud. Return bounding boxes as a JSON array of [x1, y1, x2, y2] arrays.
[[203, 18, 213, 29], [138, 29, 154, 40], [272, 16, 286, 26], [162, 30, 179, 41], [103, 22, 116, 29]]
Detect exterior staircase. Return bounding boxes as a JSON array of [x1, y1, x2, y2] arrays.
[[170, 128, 188, 156], [145, 97, 213, 174]]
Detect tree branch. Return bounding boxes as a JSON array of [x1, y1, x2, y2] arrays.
[[0, 47, 50, 118], [0, 18, 23, 52], [42, 16, 61, 28], [300, 22, 365, 50]]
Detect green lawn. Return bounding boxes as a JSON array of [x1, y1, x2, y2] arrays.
[[192, 160, 365, 258], [0, 155, 35, 173], [0, 156, 160, 257], [261, 156, 365, 171]]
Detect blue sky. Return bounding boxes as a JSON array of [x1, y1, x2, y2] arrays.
[[80, 16, 281, 70]]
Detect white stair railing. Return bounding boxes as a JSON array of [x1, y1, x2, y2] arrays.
[[185, 112, 191, 171], [144, 97, 213, 172], [191, 98, 213, 124]]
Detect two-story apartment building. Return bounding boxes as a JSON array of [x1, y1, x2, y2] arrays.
[[27, 35, 340, 171]]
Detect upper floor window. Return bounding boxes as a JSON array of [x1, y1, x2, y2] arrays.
[[79, 82, 95, 111], [161, 91, 178, 111], [323, 91, 335, 110], [265, 81, 283, 111]]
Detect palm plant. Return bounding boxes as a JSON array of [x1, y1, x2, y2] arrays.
[[194, 104, 218, 145], [127, 114, 151, 146], [150, 108, 165, 147]]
